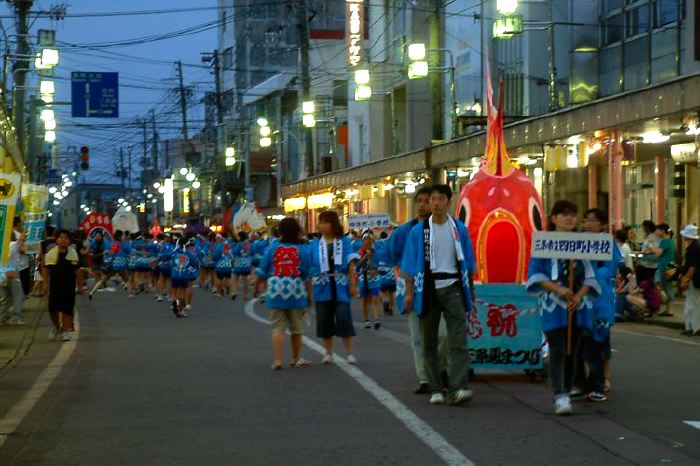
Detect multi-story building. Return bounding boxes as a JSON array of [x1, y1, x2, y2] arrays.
[[279, 0, 699, 240]]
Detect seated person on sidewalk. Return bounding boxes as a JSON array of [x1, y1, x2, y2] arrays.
[[615, 265, 636, 320], [626, 267, 661, 317]]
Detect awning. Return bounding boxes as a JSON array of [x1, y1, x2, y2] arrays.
[[242, 73, 294, 106]]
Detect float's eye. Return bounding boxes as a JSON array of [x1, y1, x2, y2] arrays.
[[529, 197, 543, 231], [458, 197, 470, 225]]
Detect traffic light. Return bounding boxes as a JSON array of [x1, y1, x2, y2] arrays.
[[80, 146, 89, 170]]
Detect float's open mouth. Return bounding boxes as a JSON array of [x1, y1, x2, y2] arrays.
[[482, 220, 521, 283]]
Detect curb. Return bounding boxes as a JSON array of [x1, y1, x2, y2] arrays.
[[0, 296, 46, 377]]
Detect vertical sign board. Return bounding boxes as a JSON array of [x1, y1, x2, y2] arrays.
[[469, 284, 543, 370], [20, 183, 49, 252], [0, 173, 21, 265], [71, 72, 119, 118], [346, 0, 363, 68]]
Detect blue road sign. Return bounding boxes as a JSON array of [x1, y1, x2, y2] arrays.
[[71, 72, 119, 118]]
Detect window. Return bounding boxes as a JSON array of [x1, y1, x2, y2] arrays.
[[602, 0, 623, 14], [626, 4, 650, 37], [222, 90, 234, 115], [653, 0, 682, 28], [603, 13, 623, 45], [222, 47, 233, 69]]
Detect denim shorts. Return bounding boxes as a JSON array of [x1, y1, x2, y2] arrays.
[[315, 301, 356, 339]]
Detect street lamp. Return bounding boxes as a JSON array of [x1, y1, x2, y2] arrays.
[[179, 167, 189, 176], [225, 146, 236, 167], [302, 101, 316, 128], [153, 182, 161, 189], [407, 43, 429, 80], [354, 69, 371, 101], [185, 172, 196, 182], [44, 130, 56, 143]]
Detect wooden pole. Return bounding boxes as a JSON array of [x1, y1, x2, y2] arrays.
[[567, 259, 575, 355]]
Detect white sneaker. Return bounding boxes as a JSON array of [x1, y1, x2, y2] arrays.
[[61, 331, 72, 342], [185, 304, 192, 311], [322, 353, 334, 364], [554, 394, 573, 416], [430, 392, 445, 405], [346, 354, 357, 364], [48, 326, 59, 341], [7, 316, 27, 326], [451, 389, 473, 405]]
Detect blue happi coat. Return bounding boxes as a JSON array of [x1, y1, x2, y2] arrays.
[[251, 239, 270, 267], [232, 240, 253, 274], [309, 236, 360, 303], [373, 238, 395, 289], [157, 242, 175, 270], [256, 242, 310, 309], [171, 246, 200, 281], [589, 245, 622, 341], [525, 257, 602, 333], [214, 242, 234, 273], [389, 219, 419, 314], [400, 216, 477, 317]]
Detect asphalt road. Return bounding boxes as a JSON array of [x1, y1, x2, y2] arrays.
[[0, 287, 699, 466]]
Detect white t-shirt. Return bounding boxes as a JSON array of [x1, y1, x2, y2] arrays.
[[431, 220, 459, 289], [617, 241, 633, 269]]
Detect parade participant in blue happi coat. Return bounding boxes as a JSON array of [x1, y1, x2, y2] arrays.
[[231, 232, 253, 300], [526, 200, 601, 416], [309, 211, 360, 365], [401, 184, 476, 407], [170, 237, 200, 318], [255, 217, 312, 370], [571, 208, 621, 403]]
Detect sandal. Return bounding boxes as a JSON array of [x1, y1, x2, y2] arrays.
[[291, 358, 312, 368], [658, 312, 674, 317], [271, 364, 282, 371]]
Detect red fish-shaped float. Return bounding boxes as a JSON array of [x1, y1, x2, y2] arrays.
[[455, 81, 544, 284]]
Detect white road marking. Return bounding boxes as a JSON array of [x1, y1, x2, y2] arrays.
[[614, 328, 700, 347], [684, 421, 700, 431], [245, 299, 475, 466], [0, 312, 80, 449]]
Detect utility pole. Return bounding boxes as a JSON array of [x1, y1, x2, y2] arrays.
[[10, 0, 35, 164], [142, 117, 148, 174], [176, 60, 189, 140], [298, 0, 313, 178], [212, 51, 223, 125], [119, 148, 125, 191], [151, 109, 158, 174]]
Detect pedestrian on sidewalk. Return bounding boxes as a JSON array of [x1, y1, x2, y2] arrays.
[[389, 186, 449, 395], [0, 264, 19, 325], [572, 208, 620, 402], [648, 223, 676, 316], [309, 211, 359, 365], [357, 231, 382, 329], [526, 200, 601, 415], [679, 224, 700, 336], [7, 229, 29, 325], [43, 230, 79, 342], [638, 220, 659, 283], [401, 184, 476, 407], [12, 217, 31, 296], [255, 217, 313, 370], [615, 228, 634, 270]]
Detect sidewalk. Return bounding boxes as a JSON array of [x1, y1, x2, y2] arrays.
[[0, 295, 47, 374], [623, 298, 687, 331]]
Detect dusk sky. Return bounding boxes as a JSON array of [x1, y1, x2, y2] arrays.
[[1, 1, 218, 184]]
